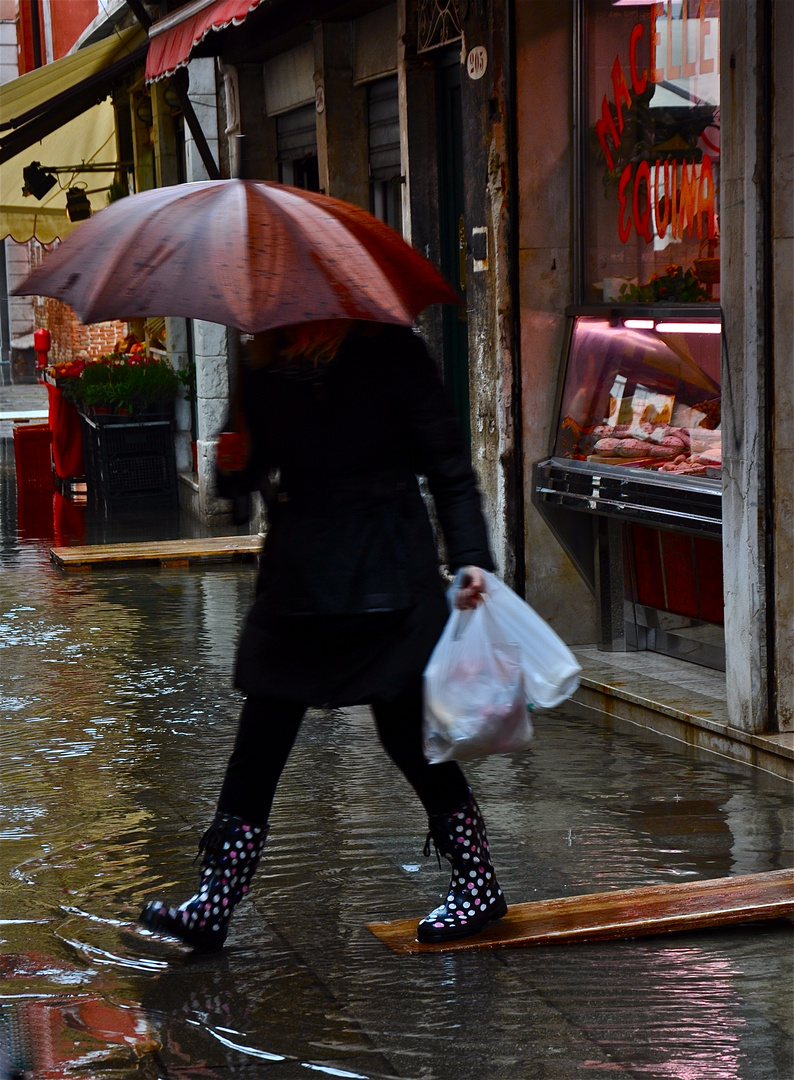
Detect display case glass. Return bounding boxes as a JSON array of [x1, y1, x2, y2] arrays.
[[554, 312, 721, 480]]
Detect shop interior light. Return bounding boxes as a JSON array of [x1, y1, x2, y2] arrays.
[[655, 322, 722, 334], [624, 319, 654, 329]]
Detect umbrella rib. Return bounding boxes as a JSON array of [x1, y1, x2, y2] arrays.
[[273, 190, 412, 323]]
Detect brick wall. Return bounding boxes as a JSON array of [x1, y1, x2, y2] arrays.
[[33, 296, 127, 365], [28, 243, 127, 364]]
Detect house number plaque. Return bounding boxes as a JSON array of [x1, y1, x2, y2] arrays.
[[466, 46, 487, 80]]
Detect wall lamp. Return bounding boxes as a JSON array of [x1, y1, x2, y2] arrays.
[[22, 160, 132, 201], [65, 188, 92, 222]]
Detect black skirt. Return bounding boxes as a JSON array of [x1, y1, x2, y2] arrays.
[[233, 589, 449, 708]]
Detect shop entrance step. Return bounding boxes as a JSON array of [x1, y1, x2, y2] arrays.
[[50, 535, 264, 570], [367, 868, 794, 954]]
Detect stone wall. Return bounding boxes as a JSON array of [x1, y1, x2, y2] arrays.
[[772, 0, 794, 730], [514, 2, 598, 643], [721, 0, 793, 734]]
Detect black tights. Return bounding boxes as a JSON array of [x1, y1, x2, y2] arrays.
[[216, 691, 470, 823]]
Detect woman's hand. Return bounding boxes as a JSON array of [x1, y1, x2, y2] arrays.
[[454, 566, 487, 609], [216, 430, 250, 472]]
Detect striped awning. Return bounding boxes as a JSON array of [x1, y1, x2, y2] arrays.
[[145, 0, 269, 82]]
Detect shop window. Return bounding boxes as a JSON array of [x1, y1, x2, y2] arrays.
[[583, 1, 720, 303], [278, 156, 320, 191], [368, 75, 402, 232]]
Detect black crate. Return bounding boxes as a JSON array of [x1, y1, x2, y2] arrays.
[[80, 411, 177, 505]]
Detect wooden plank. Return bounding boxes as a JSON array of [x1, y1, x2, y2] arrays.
[[50, 535, 263, 569], [367, 868, 794, 954]]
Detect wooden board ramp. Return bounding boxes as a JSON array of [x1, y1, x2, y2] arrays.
[[367, 868, 794, 954], [50, 535, 264, 571]]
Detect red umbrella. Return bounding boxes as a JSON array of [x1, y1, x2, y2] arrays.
[[14, 180, 459, 332]]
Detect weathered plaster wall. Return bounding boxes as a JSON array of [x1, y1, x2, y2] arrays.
[[238, 63, 279, 181], [771, 0, 793, 731], [460, 0, 518, 585], [314, 22, 369, 209], [398, 0, 522, 586], [721, 0, 793, 734], [721, 3, 769, 734], [514, 2, 597, 643]]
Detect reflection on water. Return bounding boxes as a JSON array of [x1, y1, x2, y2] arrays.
[[1, 451, 792, 1080]]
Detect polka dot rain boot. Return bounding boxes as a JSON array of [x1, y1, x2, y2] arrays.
[[417, 790, 507, 943], [139, 813, 267, 952]]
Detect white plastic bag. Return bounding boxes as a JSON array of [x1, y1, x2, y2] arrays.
[[422, 570, 581, 764], [422, 597, 532, 764], [477, 570, 581, 710]]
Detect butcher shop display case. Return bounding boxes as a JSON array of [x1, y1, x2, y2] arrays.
[[533, 306, 725, 670]]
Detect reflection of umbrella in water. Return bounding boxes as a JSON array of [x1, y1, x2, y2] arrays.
[[14, 179, 459, 331]]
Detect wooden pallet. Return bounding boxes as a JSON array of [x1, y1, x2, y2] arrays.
[[50, 535, 264, 570], [368, 868, 794, 954]]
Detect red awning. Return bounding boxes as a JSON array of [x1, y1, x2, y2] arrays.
[[145, 0, 268, 82]]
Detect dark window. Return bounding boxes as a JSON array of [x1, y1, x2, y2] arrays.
[[277, 104, 319, 191], [368, 75, 402, 232]]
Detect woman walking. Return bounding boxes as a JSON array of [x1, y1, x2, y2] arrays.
[[140, 319, 506, 950]]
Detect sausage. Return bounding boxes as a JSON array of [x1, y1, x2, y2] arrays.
[[594, 438, 621, 453]]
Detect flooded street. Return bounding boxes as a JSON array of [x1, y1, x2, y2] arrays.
[[1, 455, 792, 1080]]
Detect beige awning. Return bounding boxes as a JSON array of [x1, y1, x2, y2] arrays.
[[0, 25, 146, 146], [0, 100, 118, 244], [0, 25, 147, 243]]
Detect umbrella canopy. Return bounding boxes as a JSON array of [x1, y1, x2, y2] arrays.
[[14, 179, 459, 333]]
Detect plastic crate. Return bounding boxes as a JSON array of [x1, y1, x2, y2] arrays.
[[80, 412, 177, 505], [13, 423, 54, 492]]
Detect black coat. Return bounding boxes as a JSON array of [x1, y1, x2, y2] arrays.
[[219, 323, 493, 707]]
